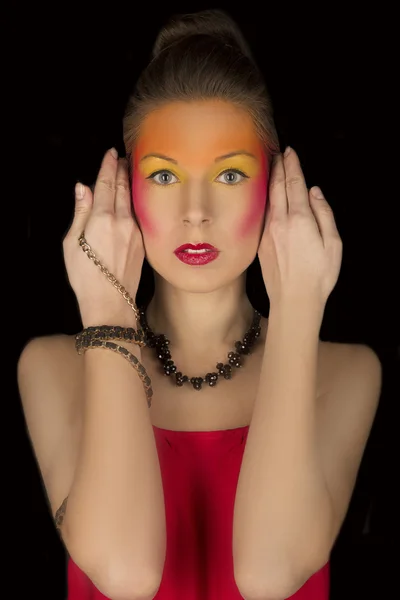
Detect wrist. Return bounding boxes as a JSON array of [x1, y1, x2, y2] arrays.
[[80, 307, 140, 329], [269, 296, 324, 329]]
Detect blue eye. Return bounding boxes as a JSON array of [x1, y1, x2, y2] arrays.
[[146, 168, 249, 186], [216, 169, 249, 185], [147, 170, 179, 185]]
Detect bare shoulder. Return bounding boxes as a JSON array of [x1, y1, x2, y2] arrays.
[[19, 333, 79, 371], [317, 339, 382, 400], [18, 333, 84, 517], [18, 333, 83, 418]]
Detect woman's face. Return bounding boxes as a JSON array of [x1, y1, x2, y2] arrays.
[[132, 99, 270, 293]]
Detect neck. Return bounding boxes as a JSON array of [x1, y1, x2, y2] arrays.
[[144, 274, 256, 357]]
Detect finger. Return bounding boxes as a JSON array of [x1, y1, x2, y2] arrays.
[[309, 187, 341, 245], [268, 153, 288, 220], [283, 147, 310, 214], [68, 182, 94, 236], [92, 147, 119, 214], [115, 158, 132, 217]]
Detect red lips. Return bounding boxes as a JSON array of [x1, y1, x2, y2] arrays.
[[174, 243, 219, 253]]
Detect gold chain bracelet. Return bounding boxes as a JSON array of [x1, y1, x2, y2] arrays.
[[78, 231, 140, 322]]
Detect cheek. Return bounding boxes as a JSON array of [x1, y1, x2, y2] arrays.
[[132, 155, 157, 236], [238, 170, 268, 238]]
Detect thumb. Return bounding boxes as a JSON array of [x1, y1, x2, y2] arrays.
[[69, 182, 93, 236]]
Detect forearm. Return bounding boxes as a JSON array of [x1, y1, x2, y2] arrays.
[[63, 338, 166, 593], [233, 301, 332, 597]]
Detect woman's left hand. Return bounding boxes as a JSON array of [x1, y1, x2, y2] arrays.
[[257, 147, 343, 309]]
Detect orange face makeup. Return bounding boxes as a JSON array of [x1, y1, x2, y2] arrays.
[[132, 100, 269, 238]]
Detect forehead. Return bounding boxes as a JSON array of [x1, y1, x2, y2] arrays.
[[135, 100, 263, 165]]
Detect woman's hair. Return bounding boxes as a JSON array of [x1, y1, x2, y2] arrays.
[[125, 9, 277, 313], [123, 9, 280, 164]]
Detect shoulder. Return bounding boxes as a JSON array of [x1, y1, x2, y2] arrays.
[[17, 333, 83, 418], [19, 332, 77, 360], [18, 333, 80, 376], [317, 340, 382, 413], [319, 341, 381, 387]]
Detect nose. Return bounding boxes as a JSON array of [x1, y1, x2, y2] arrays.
[[181, 181, 213, 227]]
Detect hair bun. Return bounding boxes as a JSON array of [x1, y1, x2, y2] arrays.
[[152, 9, 254, 61]]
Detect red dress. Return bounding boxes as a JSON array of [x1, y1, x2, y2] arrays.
[[67, 425, 330, 599]]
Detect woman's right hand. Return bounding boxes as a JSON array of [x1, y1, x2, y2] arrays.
[[63, 148, 145, 328]]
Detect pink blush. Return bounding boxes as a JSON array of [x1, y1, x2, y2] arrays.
[[238, 156, 268, 237], [132, 153, 156, 235]]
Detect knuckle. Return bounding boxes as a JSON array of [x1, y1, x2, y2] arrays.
[[288, 209, 307, 221], [97, 207, 114, 216], [285, 175, 303, 188], [92, 211, 114, 226], [269, 175, 285, 190], [120, 212, 135, 222], [92, 201, 114, 216], [97, 178, 116, 193], [116, 180, 130, 193], [318, 201, 333, 214], [74, 204, 89, 215]]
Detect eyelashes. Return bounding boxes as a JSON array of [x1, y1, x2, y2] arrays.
[[145, 167, 250, 186], [146, 170, 179, 185]]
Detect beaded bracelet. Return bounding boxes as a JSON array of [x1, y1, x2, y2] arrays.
[[75, 324, 147, 351], [75, 332, 153, 408]]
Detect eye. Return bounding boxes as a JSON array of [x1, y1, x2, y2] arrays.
[[146, 170, 179, 185], [216, 168, 249, 185]]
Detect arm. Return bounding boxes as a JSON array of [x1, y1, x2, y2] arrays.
[[65, 332, 166, 597], [232, 148, 382, 600], [233, 301, 329, 599], [233, 301, 381, 600], [18, 329, 166, 600]]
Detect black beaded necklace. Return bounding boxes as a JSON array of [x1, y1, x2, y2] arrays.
[[137, 306, 262, 390]]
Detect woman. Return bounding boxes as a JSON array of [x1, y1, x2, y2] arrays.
[[18, 9, 382, 600]]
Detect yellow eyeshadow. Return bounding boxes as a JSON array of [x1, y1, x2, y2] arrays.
[[139, 156, 260, 181], [209, 158, 260, 180], [139, 158, 187, 181]]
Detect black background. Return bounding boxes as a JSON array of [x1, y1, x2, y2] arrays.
[[10, 3, 398, 598]]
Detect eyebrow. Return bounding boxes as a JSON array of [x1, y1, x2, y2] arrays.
[[139, 151, 257, 164]]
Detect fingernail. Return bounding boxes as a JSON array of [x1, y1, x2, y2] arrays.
[[110, 147, 118, 159], [75, 182, 85, 199], [284, 146, 291, 157], [312, 186, 324, 199]]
